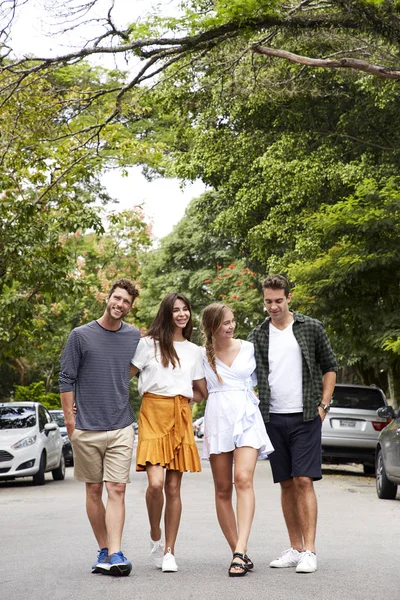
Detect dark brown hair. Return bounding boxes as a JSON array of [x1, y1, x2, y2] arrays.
[[262, 274, 291, 297], [201, 302, 232, 383], [147, 293, 193, 368], [107, 278, 139, 304]]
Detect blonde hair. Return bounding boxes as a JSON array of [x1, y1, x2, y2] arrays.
[[201, 302, 232, 383]]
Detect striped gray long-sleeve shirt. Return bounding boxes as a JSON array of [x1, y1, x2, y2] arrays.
[[59, 320, 140, 431]]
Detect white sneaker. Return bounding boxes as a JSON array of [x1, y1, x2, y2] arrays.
[[296, 550, 318, 573], [270, 547, 302, 568], [150, 537, 164, 569], [162, 547, 178, 572]]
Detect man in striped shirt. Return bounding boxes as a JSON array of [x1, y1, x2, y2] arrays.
[[60, 278, 140, 576]]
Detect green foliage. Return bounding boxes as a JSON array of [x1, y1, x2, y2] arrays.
[[137, 21, 400, 388], [14, 382, 61, 409], [136, 193, 263, 342], [192, 399, 206, 419]]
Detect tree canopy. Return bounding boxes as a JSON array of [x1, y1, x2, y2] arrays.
[[1, 0, 400, 402]]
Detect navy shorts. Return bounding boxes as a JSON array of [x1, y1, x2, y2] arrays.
[[265, 413, 322, 483]]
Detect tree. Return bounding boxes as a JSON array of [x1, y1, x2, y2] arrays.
[[136, 193, 263, 340], [136, 12, 400, 393]]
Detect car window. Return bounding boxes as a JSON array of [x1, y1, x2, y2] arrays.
[[38, 405, 50, 430], [331, 387, 385, 410], [0, 406, 36, 429], [50, 412, 65, 427]]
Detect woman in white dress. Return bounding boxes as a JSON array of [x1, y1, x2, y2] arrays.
[[130, 293, 207, 573], [200, 302, 274, 577]]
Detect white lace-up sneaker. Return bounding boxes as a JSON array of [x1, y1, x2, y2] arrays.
[[150, 537, 164, 569], [162, 547, 178, 572], [270, 547, 302, 568], [296, 550, 318, 573]]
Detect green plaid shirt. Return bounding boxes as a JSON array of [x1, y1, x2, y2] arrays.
[[248, 312, 337, 423]]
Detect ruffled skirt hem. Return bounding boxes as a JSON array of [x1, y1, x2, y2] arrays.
[[137, 429, 201, 472]]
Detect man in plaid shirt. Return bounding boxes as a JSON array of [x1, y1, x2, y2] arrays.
[[248, 275, 337, 574]]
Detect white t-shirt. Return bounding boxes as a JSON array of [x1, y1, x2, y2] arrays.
[[268, 322, 303, 413], [131, 337, 204, 398]]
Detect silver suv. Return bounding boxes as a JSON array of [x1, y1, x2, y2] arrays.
[[0, 402, 65, 485], [321, 384, 390, 474]]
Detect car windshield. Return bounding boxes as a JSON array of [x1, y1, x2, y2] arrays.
[[331, 388, 385, 410], [51, 413, 65, 427], [0, 406, 36, 429]]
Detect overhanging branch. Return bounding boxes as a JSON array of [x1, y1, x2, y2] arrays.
[[251, 44, 400, 79]]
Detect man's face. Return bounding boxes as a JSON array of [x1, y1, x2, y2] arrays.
[[263, 287, 292, 323], [105, 287, 133, 322]]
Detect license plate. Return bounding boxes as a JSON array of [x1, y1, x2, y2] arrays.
[[339, 420, 356, 427]]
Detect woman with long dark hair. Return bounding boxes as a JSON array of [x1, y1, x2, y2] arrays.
[[201, 302, 274, 577], [130, 293, 207, 573]]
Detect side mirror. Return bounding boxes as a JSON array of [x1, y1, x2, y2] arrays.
[[376, 406, 395, 420], [44, 422, 58, 435]]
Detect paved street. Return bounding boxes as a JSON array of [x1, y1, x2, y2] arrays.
[[1, 439, 399, 600]]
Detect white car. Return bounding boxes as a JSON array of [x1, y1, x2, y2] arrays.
[[0, 402, 65, 485]]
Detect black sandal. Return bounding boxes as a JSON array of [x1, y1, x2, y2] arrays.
[[228, 552, 249, 577], [244, 554, 254, 570]]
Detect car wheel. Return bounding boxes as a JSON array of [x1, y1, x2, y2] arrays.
[[363, 464, 375, 476], [32, 453, 46, 486], [52, 453, 66, 481], [376, 449, 397, 500]]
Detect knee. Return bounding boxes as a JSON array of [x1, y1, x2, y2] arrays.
[[147, 479, 164, 497], [234, 472, 253, 492], [165, 480, 181, 501], [106, 482, 126, 501], [215, 483, 233, 502], [293, 476, 314, 492], [86, 483, 103, 502]]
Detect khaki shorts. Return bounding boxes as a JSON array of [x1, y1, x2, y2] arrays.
[[70, 425, 134, 483]]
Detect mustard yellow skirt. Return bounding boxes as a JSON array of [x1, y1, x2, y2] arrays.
[[136, 392, 201, 473]]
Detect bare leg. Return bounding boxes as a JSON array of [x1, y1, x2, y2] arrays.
[[233, 446, 258, 555], [146, 464, 165, 541], [210, 452, 237, 552], [86, 482, 107, 549], [105, 481, 127, 555], [293, 476, 317, 553], [280, 478, 304, 551], [164, 470, 183, 554]]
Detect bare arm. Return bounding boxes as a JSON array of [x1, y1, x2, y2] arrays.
[[61, 391, 75, 438], [130, 364, 140, 378], [192, 378, 208, 403]]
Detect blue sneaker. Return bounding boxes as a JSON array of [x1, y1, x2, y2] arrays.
[[91, 547, 109, 574], [98, 551, 132, 577]]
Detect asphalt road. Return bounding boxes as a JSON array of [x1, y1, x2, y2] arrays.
[[1, 439, 399, 600]]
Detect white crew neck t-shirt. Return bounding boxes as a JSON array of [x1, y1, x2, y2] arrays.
[[132, 336, 204, 398], [268, 321, 303, 413]]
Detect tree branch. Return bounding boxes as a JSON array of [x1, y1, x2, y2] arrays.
[[251, 44, 400, 79]]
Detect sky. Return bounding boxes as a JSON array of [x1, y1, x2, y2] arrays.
[[9, 0, 206, 241]]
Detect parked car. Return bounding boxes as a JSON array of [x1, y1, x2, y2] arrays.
[[375, 405, 400, 499], [0, 402, 65, 485], [197, 418, 205, 439], [49, 410, 74, 466], [321, 384, 391, 474], [193, 417, 204, 438]]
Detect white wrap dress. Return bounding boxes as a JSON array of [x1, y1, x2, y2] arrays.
[[201, 340, 274, 459]]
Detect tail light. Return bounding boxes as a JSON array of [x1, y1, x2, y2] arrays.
[[372, 419, 391, 431]]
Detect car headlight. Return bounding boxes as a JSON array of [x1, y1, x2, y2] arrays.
[[12, 435, 37, 449]]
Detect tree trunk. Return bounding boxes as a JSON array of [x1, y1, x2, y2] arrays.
[[387, 360, 400, 409]]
